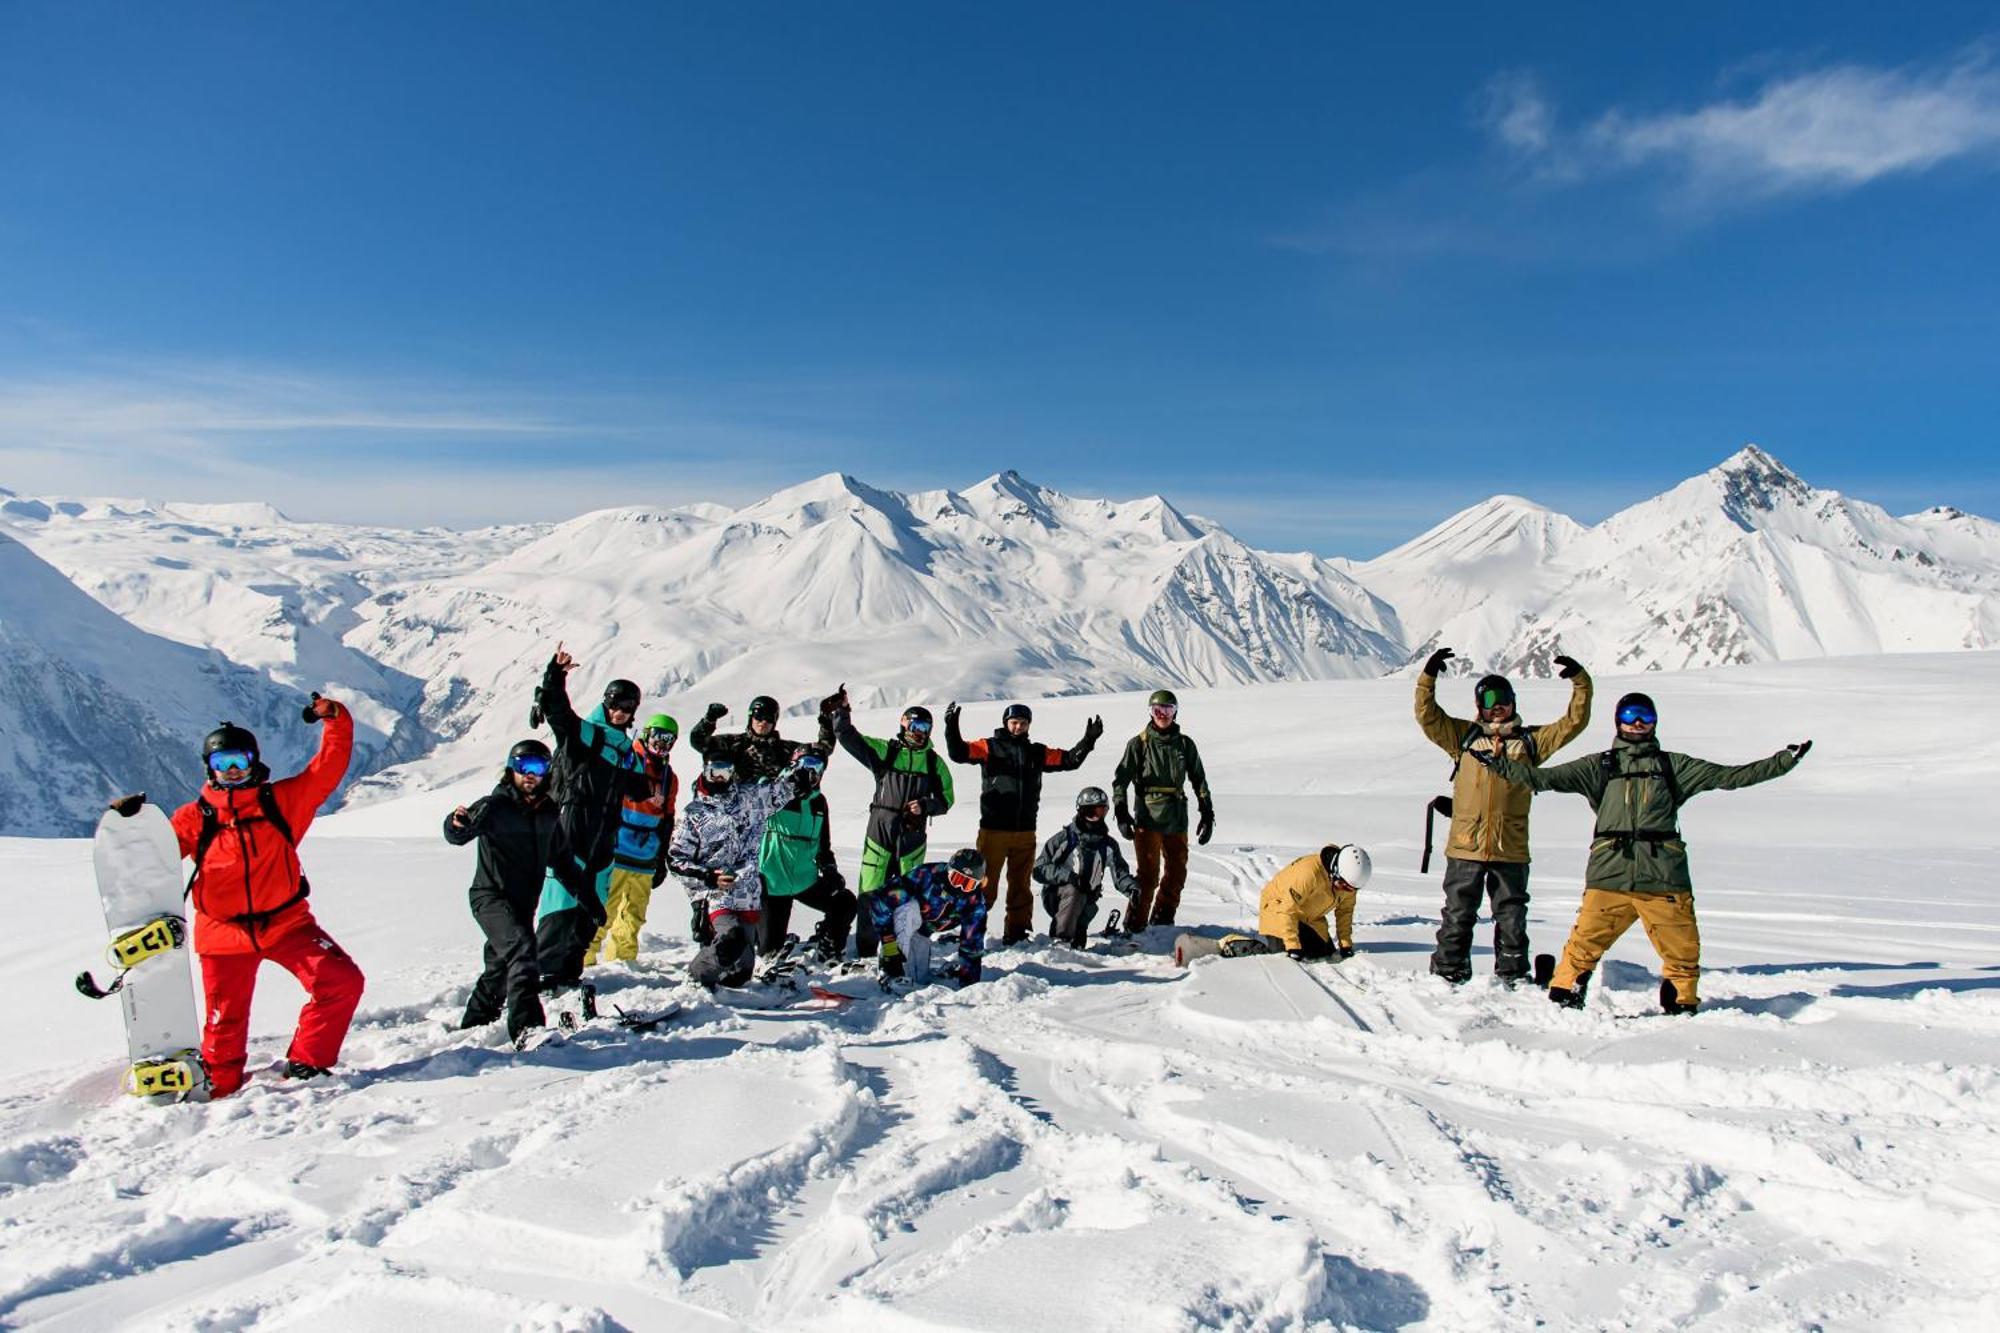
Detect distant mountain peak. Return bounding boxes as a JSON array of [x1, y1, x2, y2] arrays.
[[1709, 444, 1812, 529]]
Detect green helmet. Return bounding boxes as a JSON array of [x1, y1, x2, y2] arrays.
[[639, 713, 679, 752], [1147, 689, 1179, 709]]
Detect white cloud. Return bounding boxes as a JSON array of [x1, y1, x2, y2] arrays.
[[1483, 49, 2000, 205]]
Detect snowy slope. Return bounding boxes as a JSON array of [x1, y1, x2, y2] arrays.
[[1363, 447, 2000, 677], [3, 654, 1996, 1329], [0, 533, 336, 835]]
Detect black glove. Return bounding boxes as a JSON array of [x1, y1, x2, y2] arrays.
[[579, 891, 608, 929], [302, 691, 337, 723], [1115, 803, 1137, 840], [819, 684, 850, 716], [1788, 740, 1813, 759], [108, 793, 146, 817], [1196, 804, 1215, 846], [944, 701, 960, 723], [704, 702, 729, 722], [1082, 715, 1104, 744], [1553, 654, 1584, 679], [1422, 647, 1454, 677]]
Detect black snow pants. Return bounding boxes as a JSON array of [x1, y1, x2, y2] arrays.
[[1262, 920, 1336, 960], [758, 871, 859, 957], [1431, 858, 1531, 981], [689, 915, 758, 990], [1042, 881, 1100, 947], [536, 906, 599, 991], [463, 890, 546, 1041]]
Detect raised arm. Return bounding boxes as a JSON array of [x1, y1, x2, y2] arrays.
[[1047, 715, 1104, 771], [1479, 749, 1604, 798], [1414, 670, 1472, 756], [1670, 747, 1802, 800], [1530, 661, 1594, 759]]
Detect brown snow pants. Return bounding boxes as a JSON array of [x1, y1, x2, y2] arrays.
[[1553, 889, 1702, 1005], [1129, 830, 1189, 930], [975, 828, 1039, 941]]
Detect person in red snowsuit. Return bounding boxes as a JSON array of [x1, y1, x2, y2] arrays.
[[169, 694, 363, 1097]]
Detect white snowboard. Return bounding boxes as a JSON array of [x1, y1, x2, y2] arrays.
[[89, 800, 202, 1082]]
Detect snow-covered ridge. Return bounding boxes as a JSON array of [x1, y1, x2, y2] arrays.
[[2, 451, 1995, 834]]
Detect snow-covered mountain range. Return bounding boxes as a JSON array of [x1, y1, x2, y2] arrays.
[[2, 448, 1995, 833]]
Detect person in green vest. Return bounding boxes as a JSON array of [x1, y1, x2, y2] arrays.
[[755, 748, 857, 963], [1111, 688, 1213, 932], [1472, 691, 1810, 1014], [821, 684, 955, 955]]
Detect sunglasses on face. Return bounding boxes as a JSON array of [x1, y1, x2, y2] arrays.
[[207, 750, 254, 775], [509, 755, 551, 777], [1617, 705, 1658, 726]]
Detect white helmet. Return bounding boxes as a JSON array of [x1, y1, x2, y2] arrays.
[[1326, 844, 1372, 889]]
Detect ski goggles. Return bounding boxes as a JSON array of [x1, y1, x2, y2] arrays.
[[904, 717, 933, 736], [748, 701, 781, 723], [640, 727, 678, 751], [1150, 704, 1178, 722], [1616, 702, 1658, 727], [793, 753, 827, 775], [948, 868, 981, 893], [1476, 686, 1514, 710], [703, 758, 738, 780], [206, 750, 255, 775], [509, 754, 552, 777], [1078, 803, 1110, 821]]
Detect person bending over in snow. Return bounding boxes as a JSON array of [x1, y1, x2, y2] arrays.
[[822, 684, 954, 955], [668, 754, 803, 990], [689, 693, 834, 783], [169, 694, 362, 1096], [1414, 649, 1592, 986], [1111, 689, 1213, 932], [1032, 786, 1138, 947], [945, 700, 1103, 945], [754, 748, 858, 964], [445, 740, 593, 1047], [1472, 691, 1809, 1014], [1259, 844, 1374, 960], [584, 713, 680, 966], [534, 644, 645, 989], [871, 849, 991, 989]]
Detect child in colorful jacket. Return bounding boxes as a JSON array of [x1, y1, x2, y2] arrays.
[[870, 849, 991, 988]]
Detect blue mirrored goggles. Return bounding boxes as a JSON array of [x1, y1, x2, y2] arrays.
[[905, 718, 933, 735], [207, 750, 255, 775], [1616, 703, 1658, 726], [509, 754, 552, 777], [794, 753, 827, 773]]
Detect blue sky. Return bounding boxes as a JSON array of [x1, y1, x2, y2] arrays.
[[2, 2, 1997, 554]]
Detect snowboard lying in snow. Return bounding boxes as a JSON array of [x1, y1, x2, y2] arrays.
[[1172, 951, 1371, 1030], [75, 796, 207, 1101]]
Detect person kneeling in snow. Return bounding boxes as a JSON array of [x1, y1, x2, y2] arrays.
[[668, 755, 802, 990], [445, 740, 594, 1046], [1032, 786, 1138, 946], [1472, 691, 1809, 1014], [871, 849, 991, 988], [171, 694, 363, 1096], [1258, 844, 1373, 960]]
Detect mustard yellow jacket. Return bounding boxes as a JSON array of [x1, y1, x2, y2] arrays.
[[1258, 853, 1356, 951], [1415, 670, 1592, 863]]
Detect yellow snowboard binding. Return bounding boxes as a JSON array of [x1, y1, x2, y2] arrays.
[[125, 1050, 207, 1100], [108, 914, 186, 968]]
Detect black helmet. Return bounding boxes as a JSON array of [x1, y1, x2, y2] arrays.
[[1473, 674, 1515, 711], [202, 722, 259, 763], [1615, 692, 1659, 728], [1003, 703, 1033, 724], [1076, 785, 1110, 811], [789, 747, 828, 789], [603, 679, 641, 711], [748, 695, 781, 723], [947, 847, 987, 881], [901, 705, 934, 737], [508, 738, 552, 765]]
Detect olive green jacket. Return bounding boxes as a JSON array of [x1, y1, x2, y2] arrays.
[[1484, 735, 1798, 894], [1112, 725, 1211, 836], [1415, 670, 1593, 863]]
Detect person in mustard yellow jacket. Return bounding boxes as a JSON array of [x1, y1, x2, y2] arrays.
[[1257, 845, 1373, 960], [1415, 648, 1591, 984]]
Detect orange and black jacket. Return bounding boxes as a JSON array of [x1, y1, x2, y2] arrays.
[[944, 714, 1097, 833]]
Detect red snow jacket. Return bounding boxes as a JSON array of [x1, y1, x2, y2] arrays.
[[171, 704, 353, 954]]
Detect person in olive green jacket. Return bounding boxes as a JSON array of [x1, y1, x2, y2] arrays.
[[1473, 691, 1810, 1014], [1415, 648, 1593, 984], [1112, 688, 1213, 932]]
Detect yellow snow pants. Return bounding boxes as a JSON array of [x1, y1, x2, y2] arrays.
[[1552, 889, 1701, 1005], [586, 866, 655, 965]]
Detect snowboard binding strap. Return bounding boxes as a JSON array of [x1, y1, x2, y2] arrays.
[[76, 914, 190, 1000], [125, 1050, 207, 1100]]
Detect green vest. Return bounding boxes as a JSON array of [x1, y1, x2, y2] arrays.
[[759, 801, 824, 898]]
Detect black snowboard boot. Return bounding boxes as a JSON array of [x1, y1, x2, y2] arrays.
[[1659, 978, 1698, 1015], [1547, 971, 1591, 1010], [283, 1059, 331, 1080], [1533, 953, 1557, 989]]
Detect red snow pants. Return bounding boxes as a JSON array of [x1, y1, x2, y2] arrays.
[[198, 915, 365, 1097]]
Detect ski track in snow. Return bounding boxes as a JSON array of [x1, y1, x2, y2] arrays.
[[4, 655, 1999, 1329]]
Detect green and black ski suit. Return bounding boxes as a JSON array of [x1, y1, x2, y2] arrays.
[[833, 709, 954, 908]]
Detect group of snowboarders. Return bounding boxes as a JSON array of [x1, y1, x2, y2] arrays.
[[144, 636, 1811, 1094]]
